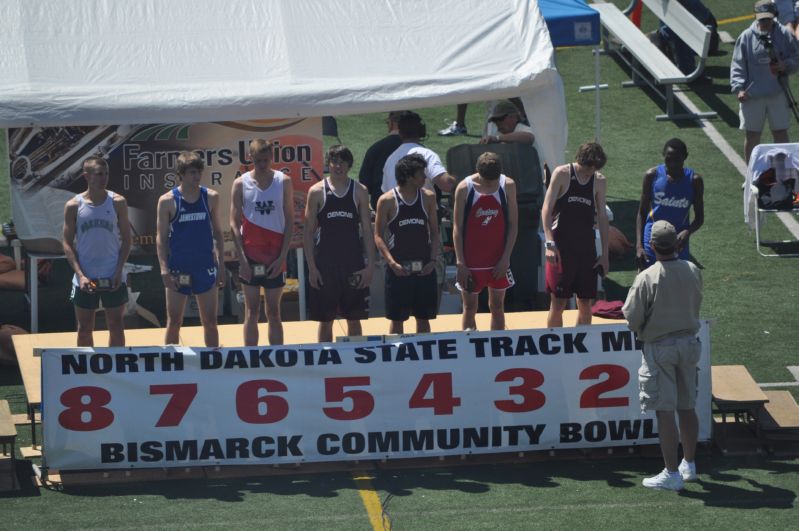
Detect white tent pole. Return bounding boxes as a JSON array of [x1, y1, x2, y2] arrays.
[[297, 247, 307, 321], [594, 47, 601, 143]]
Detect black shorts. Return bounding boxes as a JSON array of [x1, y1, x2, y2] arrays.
[[385, 269, 438, 322], [545, 248, 598, 300], [70, 283, 129, 310], [308, 263, 369, 322]]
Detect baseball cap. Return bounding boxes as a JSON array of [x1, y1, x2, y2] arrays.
[[754, 0, 777, 20], [650, 220, 677, 249], [489, 100, 519, 121]]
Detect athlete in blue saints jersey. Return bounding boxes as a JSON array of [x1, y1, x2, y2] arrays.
[[636, 139, 704, 269]]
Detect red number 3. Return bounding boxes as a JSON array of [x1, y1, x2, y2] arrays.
[[58, 386, 115, 431]]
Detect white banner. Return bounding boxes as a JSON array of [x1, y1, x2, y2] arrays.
[[41, 323, 712, 470]]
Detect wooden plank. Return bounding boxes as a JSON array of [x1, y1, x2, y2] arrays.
[[0, 400, 16, 439], [19, 446, 42, 458], [12, 412, 40, 425], [761, 391, 799, 430], [712, 365, 769, 404]]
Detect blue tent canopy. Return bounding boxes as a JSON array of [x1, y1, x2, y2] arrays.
[[538, 0, 600, 47]]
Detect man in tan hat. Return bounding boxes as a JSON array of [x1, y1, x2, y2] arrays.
[[623, 220, 703, 491], [731, 0, 799, 163], [480, 100, 535, 145]]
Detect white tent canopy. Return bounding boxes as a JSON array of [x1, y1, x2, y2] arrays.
[[0, 0, 567, 167]]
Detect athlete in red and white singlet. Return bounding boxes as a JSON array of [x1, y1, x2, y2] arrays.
[[462, 174, 514, 290], [453, 152, 518, 331], [240, 169, 289, 266], [230, 139, 294, 347]]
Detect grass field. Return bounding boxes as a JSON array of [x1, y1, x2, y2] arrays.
[[1, 0, 798, 528]]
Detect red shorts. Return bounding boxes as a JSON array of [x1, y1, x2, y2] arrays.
[[545, 254, 597, 300], [459, 268, 515, 294]]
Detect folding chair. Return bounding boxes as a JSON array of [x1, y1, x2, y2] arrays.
[[744, 143, 799, 257]]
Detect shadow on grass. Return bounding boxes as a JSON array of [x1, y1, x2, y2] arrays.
[[604, 53, 739, 130], [3, 454, 795, 510]]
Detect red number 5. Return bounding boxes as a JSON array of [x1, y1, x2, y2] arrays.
[[323, 376, 374, 420]]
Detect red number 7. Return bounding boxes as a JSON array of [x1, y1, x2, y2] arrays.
[[150, 383, 198, 427]]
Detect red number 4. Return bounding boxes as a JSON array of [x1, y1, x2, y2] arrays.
[[409, 373, 461, 415]]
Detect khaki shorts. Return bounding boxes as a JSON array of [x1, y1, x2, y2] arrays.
[[739, 91, 791, 132], [638, 335, 701, 412]]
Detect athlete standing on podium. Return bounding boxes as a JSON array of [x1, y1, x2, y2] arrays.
[[230, 139, 294, 346], [157, 151, 226, 347], [63, 156, 132, 347]]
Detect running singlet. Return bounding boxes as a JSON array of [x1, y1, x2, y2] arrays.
[[240, 170, 288, 264], [386, 188, 430, 263], [168, 187, 214, 271], [72, 191, 121, 286], [643, 164, 694, 259], [462, 175, 508, 269], [552, 164, 595, 253], [316, 179, 363, 269]]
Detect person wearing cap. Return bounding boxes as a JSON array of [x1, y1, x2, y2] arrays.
[[731, 0, 799, 164], [623, 220, 703, 491], [480, 100, 535, 145], [635, 138, 704, 270]]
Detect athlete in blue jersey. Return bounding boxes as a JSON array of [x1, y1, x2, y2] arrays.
[[157, 151, 226, 347], [636, 138, 704, 270], [63, 156, 132, 347]]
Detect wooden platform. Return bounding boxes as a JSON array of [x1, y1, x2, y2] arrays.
[[711, 365, 770, 456], [0, 399, 19, 491], [759, 391, 799, 456], [711, 365, 769, 406], [11, 310, 616, 458], [12, 310, 614, 408]]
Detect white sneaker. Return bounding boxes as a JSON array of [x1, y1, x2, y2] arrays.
[[438, 121, 468, 136], [678, 460, 697, 482], [642, 468, 684, 491]]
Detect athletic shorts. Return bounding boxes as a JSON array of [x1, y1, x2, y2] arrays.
[[639, 335, 701, 412], [70, 283, 128, 310], [308, 263, 369, 322], [739, 91, 791, 132], [385, 268, 438, 322], [169, 266, 218, 296], [546, 252, 597, 300], [457, 268, 514, 294], [239, 259, 286, 290]]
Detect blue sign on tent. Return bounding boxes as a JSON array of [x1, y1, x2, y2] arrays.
[[538, 0, 600, 47]]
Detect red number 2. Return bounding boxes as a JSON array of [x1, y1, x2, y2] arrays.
[[579, 364, 630, 408], [58, 386, 115, 431], [150, 383, 198, 427]]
